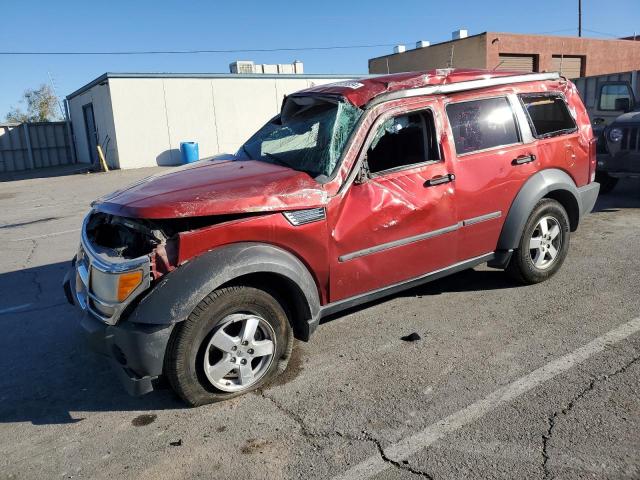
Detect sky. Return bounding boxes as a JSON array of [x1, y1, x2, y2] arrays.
[[1, 0, 639, 117]]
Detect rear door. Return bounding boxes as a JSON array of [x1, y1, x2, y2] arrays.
[[444, 94, 536, 260], [328, 103, 458, 302]]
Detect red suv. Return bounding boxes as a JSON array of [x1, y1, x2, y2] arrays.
[[64, 69, 599, 405]]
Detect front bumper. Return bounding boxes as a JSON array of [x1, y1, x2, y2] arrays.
[[64, 264, 173, 396], [596, 153, 638, 176]]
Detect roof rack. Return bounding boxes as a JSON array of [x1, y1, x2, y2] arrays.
[[366, 72, 561, 108]]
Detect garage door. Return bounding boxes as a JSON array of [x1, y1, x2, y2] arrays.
[[497, 54, 536, 72], [552, 56, 583, 79]]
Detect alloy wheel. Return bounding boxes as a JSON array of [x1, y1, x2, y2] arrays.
[[529, 215, 562, 270], [203, 313, 275, 392]]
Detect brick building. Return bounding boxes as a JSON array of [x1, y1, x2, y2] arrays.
[[369, 31, 640, 79]]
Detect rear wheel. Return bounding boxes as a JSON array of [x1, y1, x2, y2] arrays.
[[506, 199, 570, 284], [595, 171, 618, 194], [164, 286, 293, 406]]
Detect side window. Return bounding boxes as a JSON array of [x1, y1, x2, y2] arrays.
[[366, 110, 439, 174], [599, 83, 634, 111], [520, 94, 577, 138], [445, 97, 520, 155]]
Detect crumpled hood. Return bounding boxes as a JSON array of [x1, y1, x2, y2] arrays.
[[611, 110, 640, 125], [93, 158, 327, 219]]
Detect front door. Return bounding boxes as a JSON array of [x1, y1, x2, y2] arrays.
[[82, 103, 98, 165], [328, 105, 458, 302]]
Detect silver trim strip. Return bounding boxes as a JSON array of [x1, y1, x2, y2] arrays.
[[338, 210, 502, 262], [463, 211, 502, 226], [322, 252, 495, 317], [338, 223, 460, 262], [366, 72, 561, 109]]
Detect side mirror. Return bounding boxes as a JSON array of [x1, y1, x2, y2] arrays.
[[614, 97, 631, 113]]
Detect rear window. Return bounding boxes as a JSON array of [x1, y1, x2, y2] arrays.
[[519, 94, 576, 138], [446, 97, 520, 155]]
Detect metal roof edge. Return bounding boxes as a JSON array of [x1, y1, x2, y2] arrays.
[[66, 72, 369, 100], [366, 71, 561, 108]]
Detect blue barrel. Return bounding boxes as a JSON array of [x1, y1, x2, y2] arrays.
[[180, 142, 199, 164]]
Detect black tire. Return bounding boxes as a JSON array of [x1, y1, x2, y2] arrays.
[[506, 198, 570, 285], [595, 172, 618, 194], [164, 286, 293, 406]]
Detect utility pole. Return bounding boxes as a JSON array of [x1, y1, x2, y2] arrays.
[[578, 0, 582, 37]]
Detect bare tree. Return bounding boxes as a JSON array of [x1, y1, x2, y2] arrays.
[[5, 84, 62, 123]]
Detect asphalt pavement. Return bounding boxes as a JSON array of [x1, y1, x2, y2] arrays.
[[1, 167, 638, 479]]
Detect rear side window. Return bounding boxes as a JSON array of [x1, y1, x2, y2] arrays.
[[446, 97, 520, 155], [520, 94, 576, 138]]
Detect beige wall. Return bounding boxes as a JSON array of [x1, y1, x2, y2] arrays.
[[369, 35, 487, 73], [485, 33, 640, 77], [68, 83, 118, 166], [82, 76, 349, 170]]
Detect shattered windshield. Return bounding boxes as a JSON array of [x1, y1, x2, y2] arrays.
[[237, 96, 362, 179]]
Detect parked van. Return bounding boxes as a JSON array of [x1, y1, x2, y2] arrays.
[[64, 69, 599, 405]]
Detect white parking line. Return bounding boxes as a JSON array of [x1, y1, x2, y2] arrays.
[[9, 228, 80, 242], [334, 316, 640, 480]]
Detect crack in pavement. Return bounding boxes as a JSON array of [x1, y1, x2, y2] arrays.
[[541, 353, 640, 479], [259, 391, 435, 479], [19, 238, 46, 304]]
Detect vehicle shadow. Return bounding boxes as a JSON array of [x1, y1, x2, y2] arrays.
[[320, 267, 517, 325], [592, 178, 640, 212], [0, 262, 183, 426]]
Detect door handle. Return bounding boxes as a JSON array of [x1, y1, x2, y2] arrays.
[[424, 173, 455, 187], [512, 154, 536, 166]]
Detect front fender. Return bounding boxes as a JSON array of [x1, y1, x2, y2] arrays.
[[126, 242, 321, 335]]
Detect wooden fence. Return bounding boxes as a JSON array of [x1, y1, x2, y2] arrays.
[[0, 121, 76, 173]]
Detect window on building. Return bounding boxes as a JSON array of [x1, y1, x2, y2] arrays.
[[445, 97, 520, 155], [520, 94, 577, 138], [366, 110, 439, 174], [599, 83, 634, 111]]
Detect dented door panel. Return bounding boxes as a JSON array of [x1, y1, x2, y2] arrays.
[[328, 164, 457, 301]]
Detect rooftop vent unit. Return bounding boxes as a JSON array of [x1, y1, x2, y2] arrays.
[[229, 61, 255, 74], [452, 29, 468, 40], [416, 40, 430, 49], [394, 45, 406, 54]]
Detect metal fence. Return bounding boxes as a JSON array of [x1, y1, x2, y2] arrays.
[[0, 121, 76, 173]]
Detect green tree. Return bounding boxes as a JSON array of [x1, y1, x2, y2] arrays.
[[5, 84, 62, 123]]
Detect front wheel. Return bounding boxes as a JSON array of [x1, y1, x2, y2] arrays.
[[164, 286, 293, 406], [506, 198, 570, 284]]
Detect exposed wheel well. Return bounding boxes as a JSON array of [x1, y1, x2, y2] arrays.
[[543, 189, 579, 231], [222, 272, 312, 341]]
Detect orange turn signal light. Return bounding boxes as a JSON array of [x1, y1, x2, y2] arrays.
[[117, 270, 143, 302]]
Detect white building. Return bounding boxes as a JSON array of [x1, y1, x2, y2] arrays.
[[66, 72, 355, 170]]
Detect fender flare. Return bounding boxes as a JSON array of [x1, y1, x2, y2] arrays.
[[496, 169, 580, 252], [126, 242, 321, 338]]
